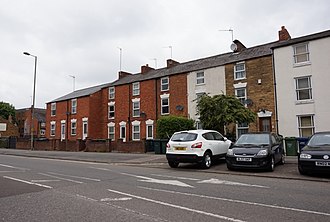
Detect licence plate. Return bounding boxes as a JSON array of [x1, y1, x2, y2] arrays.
[[315, 161, 330, 167], [175, 147, 186, 151], [236, 157, 252, 162]]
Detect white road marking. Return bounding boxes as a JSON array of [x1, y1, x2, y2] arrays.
[[39, 173, 83, 184], [47, 172, 101, 182], [150, 174, 200, 181], [197, 178, 269, 188], [31, 179, 60, 183], [0, 163, 29, 171], [3, 176, 52, 189], [120, 172, 193, 188], [139, 186, 330, 217], [101, 197, 132, 202], [107, 188, 245, 222], [76, 194, 98, 202]]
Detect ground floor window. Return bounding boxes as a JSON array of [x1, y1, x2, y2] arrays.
[[298, 115, 314, 137], [108, 123, 115, 141], [50, 121, 56, 136]]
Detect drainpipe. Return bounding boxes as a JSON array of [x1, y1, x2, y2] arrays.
[[271, 49, 280, 134]]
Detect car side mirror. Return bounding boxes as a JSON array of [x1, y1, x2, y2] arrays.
[[223, 137, 228, 141]]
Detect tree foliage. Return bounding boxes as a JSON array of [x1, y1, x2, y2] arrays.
[[156, 115, 195, 139], [0, 101, 16, 121], [197, 94, 256, 133]]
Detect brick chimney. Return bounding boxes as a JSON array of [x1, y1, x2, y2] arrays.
[[118, 71, 132, 79], [166, 59, 180, 68], [278, 26, 291, 41], [141, 64, 154, 74], [233, 40, 246, 52]]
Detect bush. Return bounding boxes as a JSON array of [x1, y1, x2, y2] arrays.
[[156, 116, 195, 139]]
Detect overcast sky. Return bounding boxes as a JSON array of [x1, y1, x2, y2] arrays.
[[1, 0, 329, 109]]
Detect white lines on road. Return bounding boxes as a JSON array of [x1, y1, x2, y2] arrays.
[[150, 174, 200, 181], [3, 176, 52, 189], [139, 186, 330, 217], [197, 178, 269, 188], [38, 173, 84, 184], [107, 188, 245, 222], [46, 172, 101, 182], [31, 179, 60, 183], [101, 197, 132, 202], [0, 163, 29, 171]]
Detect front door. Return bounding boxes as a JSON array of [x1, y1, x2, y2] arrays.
[[82, 120, 88, 140], [61, 122, 65, 141], [259, 117, 271, 132]]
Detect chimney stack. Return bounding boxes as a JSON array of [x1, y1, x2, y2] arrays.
[[118, 71, 132, 79], [166, 59, 180, 68], [278, 26, 291, 41], [141, 64, 154, 74]]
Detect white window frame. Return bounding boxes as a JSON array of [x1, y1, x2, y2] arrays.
[[71, 119, 77, 136], [196, 71, 205, 85], [107, 122, 115, 141], [108, 102, 115, 119], [146, 119, 154, 139], [71, 99, 77, 114], [51, 103, 56, 116], [132, 99, 140, 117], [293, 43, 310, 64], [119, 121, 126, 142], [298, 115, 315, 137], [161, 77, 169, 91], [82, 117, 88, 140], [50, 121, 56, 136], [237, 122, 249, 139], [60, 120, 66, 141], [295, 76, 312, 101], [132, 120, 140, 141], [235, 87, 247, 105], [109, 87, 115, 100], [234, 62, 246, 80], [132, 82, 140, 96], [160, 94, 170, 115]]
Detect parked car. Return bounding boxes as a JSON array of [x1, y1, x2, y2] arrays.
[[166, 130, 232, 169], [298, 132, 330, 175], [226, 132, 285, 171]]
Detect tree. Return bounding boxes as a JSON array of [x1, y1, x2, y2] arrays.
[[156, 116, 195, 139], [0, 101, 16, 121], [196, 94, 256, 134]]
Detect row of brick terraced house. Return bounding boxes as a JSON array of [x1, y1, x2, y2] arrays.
[[44, 26, 330, 152]]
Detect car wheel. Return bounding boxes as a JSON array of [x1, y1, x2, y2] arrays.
[[168, 161, 179, 168], [268, 156, 275, 172], [280, 153, 285, 165], [202, 152, 212, 169], [227, 164, 234, 171], [298, 165, 307, 175]]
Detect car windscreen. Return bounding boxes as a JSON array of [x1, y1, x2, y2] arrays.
[[235, 134, 269, 146], [171, 133, 197, 142], [308, 134, 330, 146]]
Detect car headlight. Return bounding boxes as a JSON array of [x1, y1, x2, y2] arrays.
[[300, 153, 312, 159], [227, 149, 233, 156], [257, 149, 268, 156]]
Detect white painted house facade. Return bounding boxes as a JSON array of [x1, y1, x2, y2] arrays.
[[187, 66, 226, 128], [273, 30, 330, 137]]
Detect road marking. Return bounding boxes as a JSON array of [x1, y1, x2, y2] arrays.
[[39, 173, 83, 184], [107, 188, 245, 222], [31, 179, 60, 183], [47, 172, 101, 182], [120, 172, 194, 188], [101, 197, 132, 202], [76, 194, 98, 202], [150, 174, 200, 181], [0, 163, 29, 171], [139, 186, 330, 217], [197, 178, 269, 188], [3, 176, 52, 189]]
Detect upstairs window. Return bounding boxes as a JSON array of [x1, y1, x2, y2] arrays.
[[51, 103, 56, 116], [132, 82, 140, 96], [294, 43, 309, 64], [161, 77, 169, 91], [108, 103, 115, 119], [109, 87, 115, 100], [196, 72, 205, 85], [295, 76, 312, 101], [235, 87, 247, 105], [132, 101, 140, 117], [161, 97, 169, 115], [234, 62, 246, 80], [71, 99, 77, 114]]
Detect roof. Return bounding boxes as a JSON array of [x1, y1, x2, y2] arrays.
[[113, 41, 278, 86], [49, 82, 114, 103], [272, 29, 330, 49]]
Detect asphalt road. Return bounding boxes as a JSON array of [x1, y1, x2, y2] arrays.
[[1, 153, 330, 222]]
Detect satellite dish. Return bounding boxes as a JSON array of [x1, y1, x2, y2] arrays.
[[230, 43, 237, 52]]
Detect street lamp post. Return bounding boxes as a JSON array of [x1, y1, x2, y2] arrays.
[[23, 52, 37, 151]]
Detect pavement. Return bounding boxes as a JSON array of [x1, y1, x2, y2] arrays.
[[0, 148, 329, 183]]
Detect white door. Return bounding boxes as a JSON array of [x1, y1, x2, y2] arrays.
[[120, 125, 126, 142], [61, 123, 65, 141], [82, 121, 88, 140]]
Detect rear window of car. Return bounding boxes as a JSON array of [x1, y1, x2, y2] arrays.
[[171, 133, 197, 142]]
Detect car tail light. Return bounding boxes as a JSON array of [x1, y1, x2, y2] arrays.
[[191, 142, 202, 148], [166, 143, 170, 149]]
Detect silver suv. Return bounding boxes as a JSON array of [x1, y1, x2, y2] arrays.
[[166, 130, 232, 169]]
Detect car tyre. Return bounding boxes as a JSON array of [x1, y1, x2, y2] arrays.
[[280, 153, 285, 165], [168, 161, 179, 168], [202, 151, 212, 169], [226, 164, 234, 171], [298, 165, 307, 175], [268, 156, 275, 172]]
